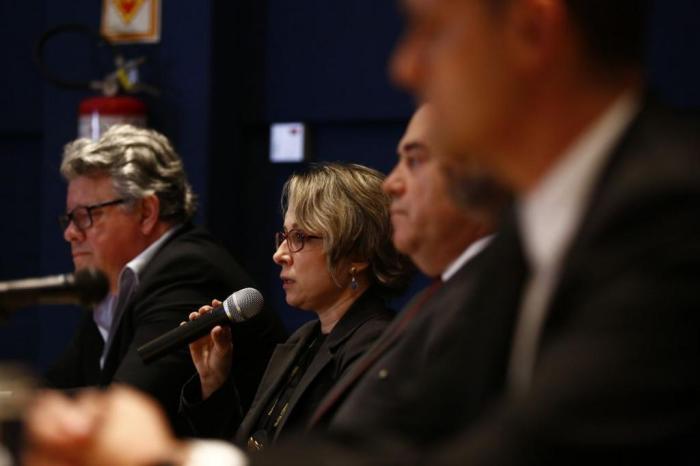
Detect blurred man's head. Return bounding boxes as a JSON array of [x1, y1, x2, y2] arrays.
[[390, 0, 647, 192], [59, 125, 196, 292], [383, 104, 495, 277]]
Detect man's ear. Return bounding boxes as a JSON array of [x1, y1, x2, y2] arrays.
[[139, 195, 161, 235], [503, 0, 568, 74]]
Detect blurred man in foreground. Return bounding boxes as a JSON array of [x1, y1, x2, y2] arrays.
[[387, 0, 700, 463]]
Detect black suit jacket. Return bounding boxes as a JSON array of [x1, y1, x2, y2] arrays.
[[314, 250, 491, 443], [253, 100, 700, 465], [180, 290, 394, 446], [46, 223, 287, 431], [423, 99, 700, 466]]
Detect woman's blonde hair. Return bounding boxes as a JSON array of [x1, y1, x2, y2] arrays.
[[282, 162, 413, 294]]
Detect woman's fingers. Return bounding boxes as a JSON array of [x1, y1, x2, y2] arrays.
[[211, 325, 233, 349]]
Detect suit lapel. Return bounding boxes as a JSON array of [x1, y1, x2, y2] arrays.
[[99, 287, 136, 382], [538, 101, 648, 340], [99, 225, 191, 383], [235, 323, 318, 443], [308, 282, 441, 427], [274, 291, 391, 435], [271, 336, 332, 440], [453, 214, 529, 400]]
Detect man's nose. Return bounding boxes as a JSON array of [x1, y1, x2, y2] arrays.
[[63, 220, 85, 243], [383, 166, 404, 197]]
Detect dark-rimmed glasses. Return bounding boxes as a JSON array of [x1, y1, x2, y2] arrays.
[[274, 229, 322, 253], [58, 198, 126, 231]]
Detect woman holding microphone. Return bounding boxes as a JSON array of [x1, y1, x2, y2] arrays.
[[180, 162, 413, 450]]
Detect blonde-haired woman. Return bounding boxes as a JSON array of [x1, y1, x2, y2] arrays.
[[181, 162, 413, 450]]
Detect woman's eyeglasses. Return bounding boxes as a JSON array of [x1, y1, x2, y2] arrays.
[[274, 229, 322, 253]]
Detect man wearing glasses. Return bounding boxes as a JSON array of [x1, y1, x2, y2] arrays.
[[46, 124, 285, 433]]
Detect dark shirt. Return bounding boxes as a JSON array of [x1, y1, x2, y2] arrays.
[[250, 326, 326, 449]]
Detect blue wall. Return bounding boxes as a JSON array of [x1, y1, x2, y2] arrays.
[[0, 0, 699, 374], [0, 2, 46, 365]]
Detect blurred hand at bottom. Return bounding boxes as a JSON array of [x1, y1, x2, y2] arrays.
[[23, 386, 187, 466]]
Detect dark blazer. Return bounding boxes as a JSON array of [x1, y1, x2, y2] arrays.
[[46, 223, 287, 431], [424, 99, 700, 466], [253, 100, 700, 465], [312, 249, 490, 442], [179, 290, 394, 445]]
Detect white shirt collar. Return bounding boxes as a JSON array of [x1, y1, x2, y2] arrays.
[[517, 91, 642, 273], [93, 225, 178, 329], [123, 224, 180, 280], [507, 90, 642, 396], [441, 235, 494, 282]]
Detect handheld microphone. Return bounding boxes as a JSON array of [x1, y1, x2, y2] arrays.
[[0, 268, 109, 311], [137, 287, 264, 364]]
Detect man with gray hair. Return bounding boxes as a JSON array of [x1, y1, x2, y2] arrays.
[[46, 124, 286, 431]]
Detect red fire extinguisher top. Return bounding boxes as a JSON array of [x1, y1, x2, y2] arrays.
[[79, 96, 147, 116]]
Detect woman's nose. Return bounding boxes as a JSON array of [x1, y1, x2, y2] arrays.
[[273, 241, 291, 266]]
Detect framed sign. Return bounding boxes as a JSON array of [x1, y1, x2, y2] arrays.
[[270, 123, 308, 163], [101, 0, 161, 44]]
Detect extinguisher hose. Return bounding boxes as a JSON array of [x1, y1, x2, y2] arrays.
[[34, 23, 116, 91]]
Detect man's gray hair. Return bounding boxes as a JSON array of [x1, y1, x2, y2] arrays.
[[60, 124, 197, 223]]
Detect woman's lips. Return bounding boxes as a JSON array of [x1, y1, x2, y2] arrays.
[[281, 276, 295, 288]]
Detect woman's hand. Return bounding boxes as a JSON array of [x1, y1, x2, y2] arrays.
[[187, 299, 234, 400]]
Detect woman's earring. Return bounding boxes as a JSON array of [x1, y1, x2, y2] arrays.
[[350, 267, 358, 290]]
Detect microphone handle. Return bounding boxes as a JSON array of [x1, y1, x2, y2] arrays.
[[137, 307, 230, 364]]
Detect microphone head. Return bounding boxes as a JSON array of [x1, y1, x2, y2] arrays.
[[223, 287, 264, 323], [72, 268, 109, 307]]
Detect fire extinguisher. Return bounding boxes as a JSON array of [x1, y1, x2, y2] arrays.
[[34, 24, 157, 140], [77, 95, 146, 141]]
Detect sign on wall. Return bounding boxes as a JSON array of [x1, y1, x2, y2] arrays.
[[101, 0, 161, 44]]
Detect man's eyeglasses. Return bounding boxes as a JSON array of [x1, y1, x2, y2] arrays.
[[274, 229, 322, 253], [59, 198, 126, 231]]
